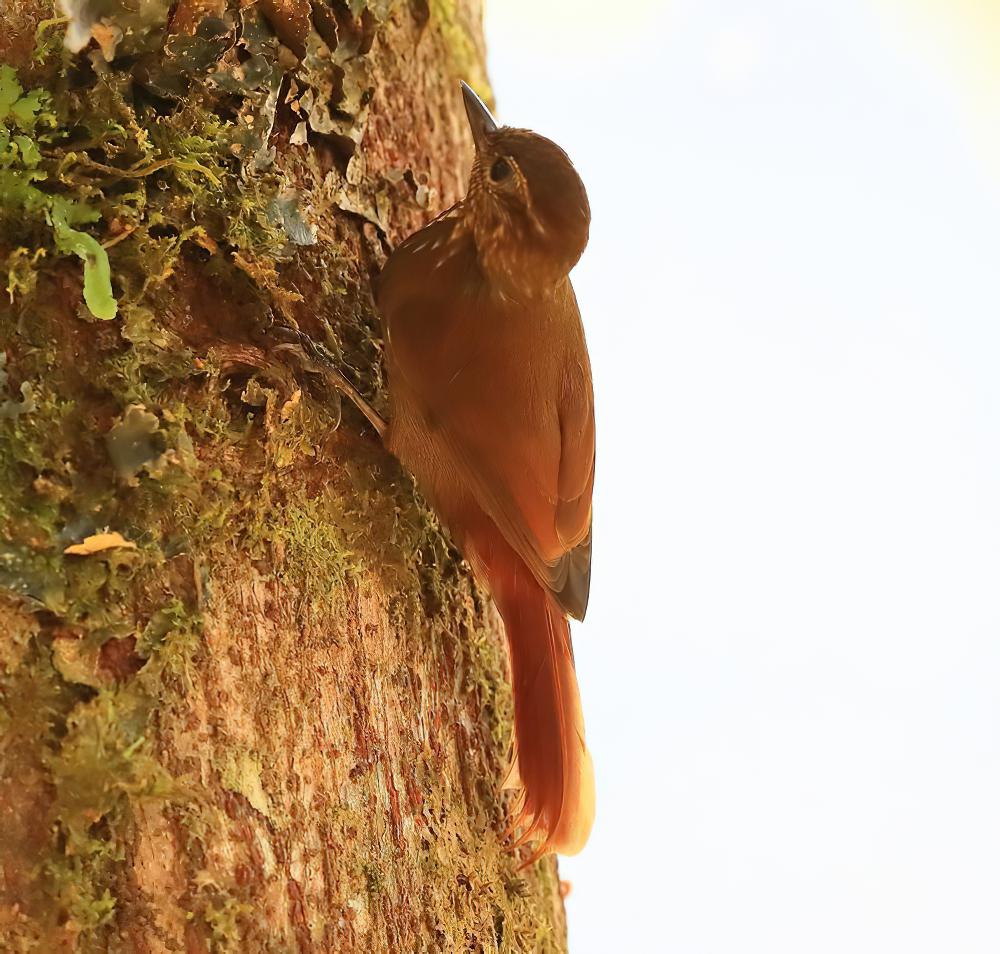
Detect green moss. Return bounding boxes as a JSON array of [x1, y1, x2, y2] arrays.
[[45, 852, 120, 938], [0, 600, 203, 946], [199, 891, 254, 952], [47, 689, 170, 849], [0, 65, 117, 320], [0, 342, 206, 938]]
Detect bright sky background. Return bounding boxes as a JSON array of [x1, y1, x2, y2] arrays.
[[484, 1, 1000, 951]]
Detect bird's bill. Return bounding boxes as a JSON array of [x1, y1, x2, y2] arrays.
[[461, 80, 498, 150]]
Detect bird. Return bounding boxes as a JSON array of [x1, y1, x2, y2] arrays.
[[370, 82, 596, 860]]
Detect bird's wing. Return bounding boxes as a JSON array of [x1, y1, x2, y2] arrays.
[[447, 355, 594, 621], [549, 340, 595, 618]]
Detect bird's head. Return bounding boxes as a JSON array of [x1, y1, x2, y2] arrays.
[[460, 82, 590, 294]]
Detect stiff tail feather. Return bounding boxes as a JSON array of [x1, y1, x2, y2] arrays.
[[472, 526, 596, 860]]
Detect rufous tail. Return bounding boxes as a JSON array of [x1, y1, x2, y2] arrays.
[[472, 526, 595, 859]]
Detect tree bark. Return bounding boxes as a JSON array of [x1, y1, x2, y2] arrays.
[[0, 2, 570, 950]]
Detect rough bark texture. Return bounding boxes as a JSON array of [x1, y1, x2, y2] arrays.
[[0, 2, 570, 950]]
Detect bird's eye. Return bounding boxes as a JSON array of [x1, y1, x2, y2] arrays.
[[489, 158, 513, 183]]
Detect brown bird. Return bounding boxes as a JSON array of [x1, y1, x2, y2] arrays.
[[363, 83, 595, 858]]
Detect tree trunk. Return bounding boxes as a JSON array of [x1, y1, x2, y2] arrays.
[[0, 3, 569, 950]]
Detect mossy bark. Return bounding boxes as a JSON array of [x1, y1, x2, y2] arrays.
[[0, 3, 570, 951]]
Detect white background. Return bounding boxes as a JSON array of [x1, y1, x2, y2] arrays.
[[484, 2, 1000, 951]]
